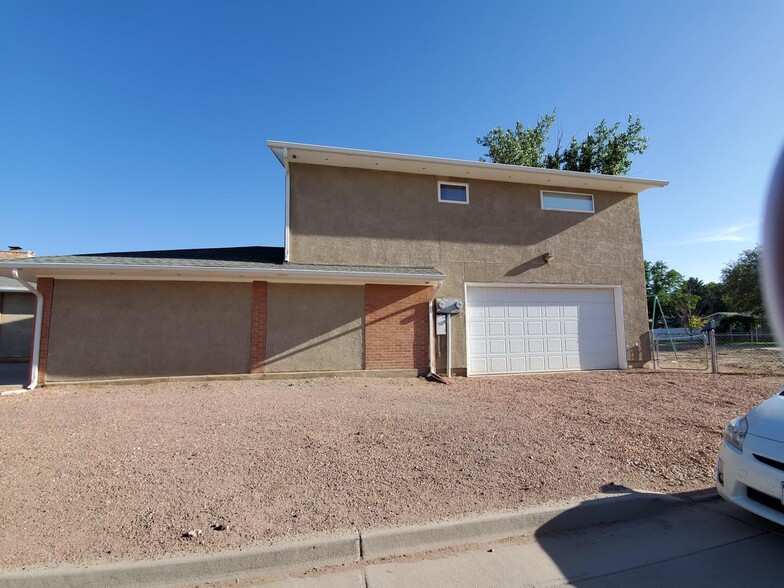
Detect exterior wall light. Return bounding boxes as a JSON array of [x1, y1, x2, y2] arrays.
[[543, 253, 554, 264]]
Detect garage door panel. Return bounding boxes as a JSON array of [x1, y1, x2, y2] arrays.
[[562, 305, 578, 318], [510, 357, 527, 372], [469, 340, 487, 354], [508, 305, 524, 318], [509, 339, 526, 353], [490, 357, 507, 373], [468, 306, 486, 319], [547, 356, 564, 370], [469, 321, 487, 336], [471, 357, 488, 374], [488, 305, 505, 318], [467, 286, 620, 375], [489, 339, 507, 354], [488, 321, 505, 335], [546, 338, 562, 352]]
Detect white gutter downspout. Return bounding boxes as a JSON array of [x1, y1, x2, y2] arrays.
[[12, 269, 43, 390], [283, 147, 291, 262], [428, 281, 443, 375]]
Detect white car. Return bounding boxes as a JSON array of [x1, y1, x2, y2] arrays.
[[717, 388, 784, 525]]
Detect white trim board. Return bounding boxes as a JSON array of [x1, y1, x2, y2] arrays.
[[268, 141, 668, 194]]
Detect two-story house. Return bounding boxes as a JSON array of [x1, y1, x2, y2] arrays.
[[0, 142, 667, 387]]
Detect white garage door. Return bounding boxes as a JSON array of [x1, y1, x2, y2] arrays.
[[466, 286, 622, 375]]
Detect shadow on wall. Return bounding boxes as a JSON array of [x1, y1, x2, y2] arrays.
[[265, 324, 363, 368], [265, 284, 365, 372], [628, 332, 651, 365], [504, 256, 551, 277], [0, 363, 28, 386]]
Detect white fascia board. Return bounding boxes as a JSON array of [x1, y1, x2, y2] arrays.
[[267, 140, 669, 194], [0, 263, 443, 286]]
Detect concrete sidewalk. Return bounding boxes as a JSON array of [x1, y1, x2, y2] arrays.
[[259, 498, 784, 588]]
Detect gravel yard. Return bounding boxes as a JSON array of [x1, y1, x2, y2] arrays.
[[0, 370, 779, 569]]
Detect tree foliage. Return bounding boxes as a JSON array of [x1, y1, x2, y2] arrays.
[[477, 111, 649, 175], [721, 245, 763, 315], [646, 246, 764, 330]]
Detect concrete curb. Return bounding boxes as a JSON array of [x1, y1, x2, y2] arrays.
[[361, 491, 685, 559], [679, 488, 720, 503], [0, 491, 686, 587], [43, 369, 423, 388], [0, 532, 360, 588]]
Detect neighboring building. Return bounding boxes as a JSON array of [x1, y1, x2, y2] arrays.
[[0, 249, 36, 362], [0, 143, 667, 385]]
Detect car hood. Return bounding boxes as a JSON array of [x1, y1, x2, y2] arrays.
[[747, 391, 784, 443]]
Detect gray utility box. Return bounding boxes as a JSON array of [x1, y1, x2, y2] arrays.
[[436, 298, 463, 314]]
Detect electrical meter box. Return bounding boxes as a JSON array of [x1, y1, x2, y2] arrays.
[[436, 298, 463, 314], [436, 313, 447, 335]]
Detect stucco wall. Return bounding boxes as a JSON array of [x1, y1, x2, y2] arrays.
[[0, 292, 35, 359], [46, 280, 252, 381], [265, 283, 364, 372], [289, 164, 650, 370]]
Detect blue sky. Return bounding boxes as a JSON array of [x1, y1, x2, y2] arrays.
[[1, 1, 782, 283]]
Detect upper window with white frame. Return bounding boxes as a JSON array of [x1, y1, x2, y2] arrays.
[[541, 190, 594, 213], [438, 181, 469, 204]]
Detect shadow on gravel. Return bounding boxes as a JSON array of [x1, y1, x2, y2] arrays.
[[533, 485, 784, 587]]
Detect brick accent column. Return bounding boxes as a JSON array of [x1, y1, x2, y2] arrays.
[[33, 277, 54, 385], [364, 285, 432, 371], [250, 281, 268, 373]]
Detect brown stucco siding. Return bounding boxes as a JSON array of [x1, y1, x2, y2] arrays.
[[46, 280, 252, 381], [250, 281, 268, 373], [288, 163, 650, 370], [265, 283, 363, 373], [364, 285, 431, 371]]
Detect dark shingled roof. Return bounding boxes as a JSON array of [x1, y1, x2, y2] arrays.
[[1, 246, 443, 277]]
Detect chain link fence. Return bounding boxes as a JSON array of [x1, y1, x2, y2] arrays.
[[652, 332, 709, 371], [652, 330, 784, 375]]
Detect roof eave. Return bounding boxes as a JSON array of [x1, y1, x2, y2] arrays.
[[0, 262, 444, 286], [266, 140, 669, 193]]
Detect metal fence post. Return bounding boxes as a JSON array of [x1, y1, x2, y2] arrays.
[[650, 330, 657, 370], [709, 329, 719, 374]]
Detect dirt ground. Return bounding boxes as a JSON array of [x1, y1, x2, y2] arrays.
[[654, 345, 784, 374], [0, 371, 779, 569]]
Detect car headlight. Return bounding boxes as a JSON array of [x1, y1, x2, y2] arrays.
[[724, 415, 749, 451]]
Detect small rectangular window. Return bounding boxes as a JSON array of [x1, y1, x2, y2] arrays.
[[541, 191, 594, 213], [438, 181, 469, 204]]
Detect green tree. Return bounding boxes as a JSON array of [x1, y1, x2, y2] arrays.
[[721, 245, 764, 315], [645, 260, 685, 326], [682, 277, 726, 317], [476, 111, 556, 167], [477, 111, 648, 175]]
